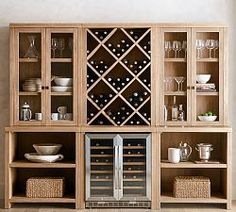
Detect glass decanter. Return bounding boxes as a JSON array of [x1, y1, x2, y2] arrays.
[[24, 35, 39, 59]]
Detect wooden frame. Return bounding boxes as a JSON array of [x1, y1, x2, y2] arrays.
[[6, 23, 231, 210]]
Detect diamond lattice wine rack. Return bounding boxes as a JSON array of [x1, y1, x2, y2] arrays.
[[86, 28, 151, 126]]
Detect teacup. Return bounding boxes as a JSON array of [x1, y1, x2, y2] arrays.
[[64, 113, 73, 121], [51, 113, 59, 121], [57, 106, 67, 114]]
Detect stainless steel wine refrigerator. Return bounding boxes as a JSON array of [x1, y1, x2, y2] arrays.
[[85, 133, 151, 208]]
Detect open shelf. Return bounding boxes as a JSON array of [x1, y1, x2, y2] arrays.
[[10, 194, 76, 203], [51, 58, 72, 63], [19, 58, 39, 63], [160, 192, 227, 203]]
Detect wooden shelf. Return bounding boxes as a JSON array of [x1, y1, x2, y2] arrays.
[[91, 162, 113, 165], [161, 161, 227, 169], [90, 146, 113, 150], [164, 91, 187, 96], [123, 178, 145, 182], [19, 91, 41, 96], [160, 193, 227, 203], [123, 146, 145, 149], [19, 58, 39, 63], [164, 58, 187, 62], [197, 91, 219, 96], [123, 154, 145, 157], [10, 194, 75, 203], [196, 58, 219, 62], [9, 160, 76, 168], [51, 58, 72, 63]]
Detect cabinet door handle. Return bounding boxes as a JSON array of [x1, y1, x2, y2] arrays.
[[191, 86, 195, 90], [187, 86, 191, 90], [45, 86, 49, 90], [41, 86, 45, 90]]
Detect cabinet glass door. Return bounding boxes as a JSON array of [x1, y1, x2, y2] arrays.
[[192, 28, 223, 125], [85, 134, 119, 201], [160, 29, 191, 126], [46, 29, 77, 124], [119, 134, 151, 201], [16, 29, 45, 125]]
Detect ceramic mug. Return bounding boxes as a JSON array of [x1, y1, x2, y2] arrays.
[[168, 148, 180, 163], [51, 113, 59, 121], [35, 112, 42, 121], [57, 106, 67, 114], [64, 113, 73, 121]]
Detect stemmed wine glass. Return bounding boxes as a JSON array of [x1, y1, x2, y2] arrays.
[[213, 40, 219, 58], [205, 39, 215, 58], [182, 41, 187, 58], [24, 35, 39, 59], [51, 38, 58, 58], [196, 39, 205, 59], [175, 76, 185, 91], [58, 38, 65, 57], [164, 41, 172, 58], [164, 77, 173, 91], [172, 41, 181, 58], [180, 77, 185, 91]]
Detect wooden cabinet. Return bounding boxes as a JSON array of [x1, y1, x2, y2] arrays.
[[159, 27, 227, 126], [6, 23, 231, 210], [10, 27, 78, 126]]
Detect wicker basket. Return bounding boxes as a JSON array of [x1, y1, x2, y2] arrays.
[[173, 176, 210, 198], [26, 177, 64, 198]]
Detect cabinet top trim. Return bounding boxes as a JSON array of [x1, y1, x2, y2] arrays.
[[9, 23, 228, 28]]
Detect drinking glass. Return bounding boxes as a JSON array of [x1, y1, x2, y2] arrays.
[[172, 41, 180, 58], [164, 41, 172, 58], [180, 77, 186, 91], [58, 38, 65, 57], [51, 38, 58, 58], [166, 77, 173, 91], [205, 39, 215, 58], [177, 41, 182, 58], [196, 39, 205, 59], [175, 76, 185, 91], [213, 40, 219, 58], [182, 41, 187, 58]]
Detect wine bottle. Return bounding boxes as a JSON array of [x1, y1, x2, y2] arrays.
[[171, 96, 178, 121]]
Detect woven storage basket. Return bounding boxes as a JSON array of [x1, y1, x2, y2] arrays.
[[173, 176, 210, 198], [26, 177, 64, 198]]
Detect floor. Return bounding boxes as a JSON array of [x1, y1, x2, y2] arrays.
[[0, 202, 235, 212]]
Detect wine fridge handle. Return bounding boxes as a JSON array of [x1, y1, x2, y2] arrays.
[[118, 145, 122, 190], [114, 145, 119, 190]]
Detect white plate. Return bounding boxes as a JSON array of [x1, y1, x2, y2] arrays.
[[51, 86, 72, 92], [24, 153, 64, 163]]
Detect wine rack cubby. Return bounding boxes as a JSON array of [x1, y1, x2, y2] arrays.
[[86, 27, 151, 126]]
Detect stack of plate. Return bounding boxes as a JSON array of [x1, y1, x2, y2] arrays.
[[51, 77, 72, 92], [22, 78, 42, 92], [24, 143, 64, 163]]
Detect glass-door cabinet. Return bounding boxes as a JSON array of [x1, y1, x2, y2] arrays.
[[46, 28, 78, 125], [12, 28, 46, 125], [192, 27, 226, 125], [160, 28, 191, 126], [11, 27, 78, 125]]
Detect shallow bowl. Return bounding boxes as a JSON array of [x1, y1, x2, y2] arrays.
[[198, 115, 217, 122], [196, 74, 211, 84], [33, 143, 62, 155], [51, 86, 72, 92], [54, 78, 72, 86]]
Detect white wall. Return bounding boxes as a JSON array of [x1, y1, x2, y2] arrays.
[[0, 0, 235, 200]]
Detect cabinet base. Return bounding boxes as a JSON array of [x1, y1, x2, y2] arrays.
[[86, 201, 151, 208]]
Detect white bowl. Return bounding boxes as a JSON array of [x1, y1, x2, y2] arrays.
[[33, 143, 62, 155], [24, 153, 64, 163], [196, 74, 211, 84], [198, 115, 217, 122], [54, 78, 72, 86], [51, 86, 72, 92]]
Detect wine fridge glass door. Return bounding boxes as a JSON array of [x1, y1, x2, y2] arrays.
[[85, 134, 119, 201]]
